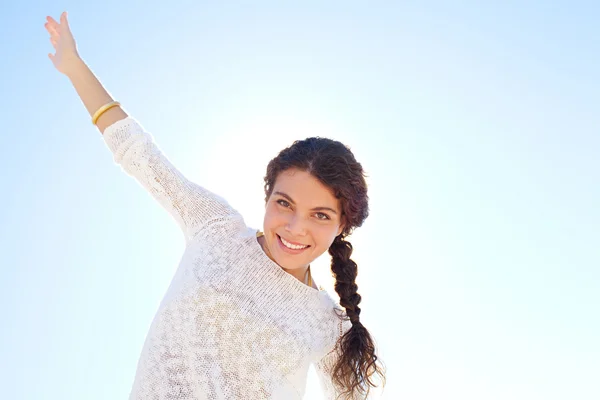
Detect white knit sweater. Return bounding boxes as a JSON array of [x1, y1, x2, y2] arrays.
[[102, 117, 353, 400]]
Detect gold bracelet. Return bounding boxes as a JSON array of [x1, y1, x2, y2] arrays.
[[92, 101, 121, 125]]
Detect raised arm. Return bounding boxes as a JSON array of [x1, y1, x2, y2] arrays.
[[44, 12, 127, 133], [45, 12, 244, 241]]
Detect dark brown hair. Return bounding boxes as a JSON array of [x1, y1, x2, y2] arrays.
[[264, 137, 386, 399]]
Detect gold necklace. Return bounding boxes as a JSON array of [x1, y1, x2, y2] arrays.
[[305, 266, 313, 288]]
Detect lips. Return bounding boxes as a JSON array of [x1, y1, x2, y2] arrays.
[[276, 234, 310, 253]]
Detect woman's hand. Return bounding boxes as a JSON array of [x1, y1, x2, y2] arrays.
[[45, 12, 81, 76]]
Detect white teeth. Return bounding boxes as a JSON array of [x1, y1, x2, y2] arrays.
[[280, 236, 308, 250]]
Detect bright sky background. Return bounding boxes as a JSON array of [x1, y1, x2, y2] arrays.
[[1, 1, 599, 399]]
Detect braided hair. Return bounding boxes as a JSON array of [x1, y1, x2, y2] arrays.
[[264, 137, 385, 399]]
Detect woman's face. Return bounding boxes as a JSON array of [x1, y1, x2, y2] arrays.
[[262, 168, 344, 272]]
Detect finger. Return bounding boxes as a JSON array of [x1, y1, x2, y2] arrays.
[[60, 12, 71, 31], [45, 23, 59, 36], [44, 21, 56, 33], [46, 16, 59, 28], [46, 20, 60, 34], [47, 33, 59, 48]]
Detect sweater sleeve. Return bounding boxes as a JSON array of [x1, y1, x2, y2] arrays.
[[315, 345, 344, 400], [102, 117, 239, 241]]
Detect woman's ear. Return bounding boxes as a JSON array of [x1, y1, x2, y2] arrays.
[[336, 223, 345, 237]]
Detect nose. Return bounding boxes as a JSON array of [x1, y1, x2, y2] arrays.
[[285, 214, 307, 237]]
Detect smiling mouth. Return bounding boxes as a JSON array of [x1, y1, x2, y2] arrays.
[[277, 234, 310, 251]]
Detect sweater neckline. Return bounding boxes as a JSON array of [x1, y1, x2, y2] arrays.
[[253, 229, 325, 296]]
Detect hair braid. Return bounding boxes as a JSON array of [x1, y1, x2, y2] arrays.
[[329, 236, 383, 399], [330, 237, 361, 324]]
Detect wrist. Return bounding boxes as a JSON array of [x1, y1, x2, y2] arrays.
[[64, 55, 87, 79]]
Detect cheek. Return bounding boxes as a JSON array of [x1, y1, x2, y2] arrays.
[[313, 226, 338, 248], [263, 203, 285, 228]]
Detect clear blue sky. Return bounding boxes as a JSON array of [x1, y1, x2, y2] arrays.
[[1, 1, 599, 399]]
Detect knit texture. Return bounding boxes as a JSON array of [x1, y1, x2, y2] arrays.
[[102, 117, 353, 400]]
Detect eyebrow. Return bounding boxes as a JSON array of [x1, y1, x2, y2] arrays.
[[273, 191, 339, 215]]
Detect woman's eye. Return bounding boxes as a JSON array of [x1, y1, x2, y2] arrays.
[[316, 212, 330, 220], [277, 199, 291, 208]]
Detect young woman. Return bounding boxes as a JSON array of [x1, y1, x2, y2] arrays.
[[45, 11, 385, 400]]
